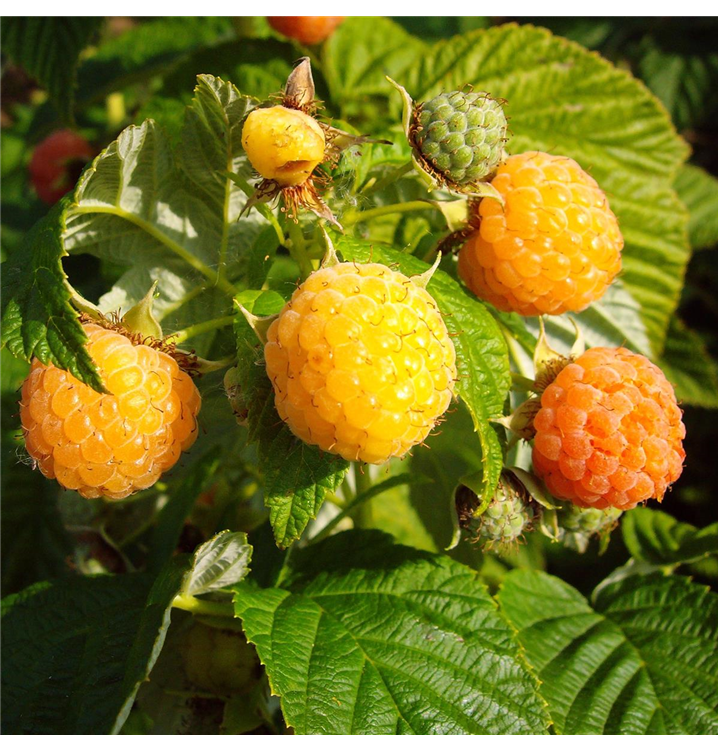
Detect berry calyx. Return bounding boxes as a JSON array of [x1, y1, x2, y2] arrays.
[[19, 322, 201, 500], [532, 347, 685, 510], [182, 622, 260, 697], [413, 91, 507, 188], [29, 129, 94, 204], [458, 151, 623, 316], [268, 16, 345, 45], [241, 105, 325, 187], [263, 261, 457, 464]]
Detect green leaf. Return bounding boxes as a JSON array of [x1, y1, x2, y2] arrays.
[[183, 531, 252, 596], [235, 530, 548, 734], [64, 74, 262, 356], [498, 569, 718, 734], [234, 294, 349, 547], [1, 200, 103, 391], [2, 17, 102, 123], [622, 507, 718, 567], [336, 237, 509, 506], [658, 316, 718, 408], [323, 17, 426, 124], [1, 557, 189, 734], [674, 163, 718, 251], [148, 449, 222, 572], [405, 23, 690, 353]]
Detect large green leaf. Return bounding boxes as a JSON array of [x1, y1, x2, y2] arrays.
[[323, 17, 426, 123], [674, 163, 718, 251], [405, 24, 690, 353], [235, 530, 548, 734], [2, 17, 102, 123], [622, 507, 718, 567], [64, 74, 262, 357], [0, 200, 103, 391], [234, 294, 349, 547], [337, 237, 510, 507], [1, 557, 189, 734], [498, 569, 718, 734], [658, 316, 718, 408]]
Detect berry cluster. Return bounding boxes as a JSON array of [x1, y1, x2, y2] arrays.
[[264, 262, 457, 464], [20, 323, 201, 500]]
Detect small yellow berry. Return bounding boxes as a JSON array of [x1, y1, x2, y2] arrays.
[[241, 105, 325, 187], [265, 262, 457, 464]]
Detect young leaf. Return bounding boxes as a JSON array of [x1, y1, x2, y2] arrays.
[[674, 163, 718, 251], [3, 17, 102, 123], [183, 531, 253, 596], [234, 294, 349, 547], [1, 200, 103, 391], [622, 507, 718, 567], [405, 24, 690, 354], [498, 569, 718, 734], [235, 530, 549, 734], [336, 237, 510, 508], [1, 557, 189, 734]]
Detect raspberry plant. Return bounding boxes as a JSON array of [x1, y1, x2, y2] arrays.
[[2, 17, 718, 736]]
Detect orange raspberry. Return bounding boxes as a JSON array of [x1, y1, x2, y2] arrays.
[[19, 322, 201, 500], [268, 16, 345, 45], [458, 151, 623, 316], [531, 347, 685, 510], [264, 262, 457, 464]]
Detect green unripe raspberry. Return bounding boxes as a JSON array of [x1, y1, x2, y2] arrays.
[[475, 476, 535, 549], [415, 91, 507, 186], [556, 503, 622, 552], [182, 622, 259, 697]]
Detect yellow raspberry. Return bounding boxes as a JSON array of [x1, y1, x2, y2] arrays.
[[241, 105, 325, 187], [182, 622, 259, 696], [19, 322, 201, 500], [532, 347, 685, 511], [458, 151, 623, 316], [264, 262, 457, 464]]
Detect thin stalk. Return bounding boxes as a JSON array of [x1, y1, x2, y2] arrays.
[[70, 205, 236, 297], [360, 161, 413, 196], [343, 200, 437, 227], [169, 315, 235, 345], [351, 463, 373, 528], [286, 220, 314, 280], [172, 593, 235, 618]]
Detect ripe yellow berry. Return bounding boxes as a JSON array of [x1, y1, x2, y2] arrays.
[[458, 151, 623, 316], [532, 347, 685, 510], [264, 262, 457, 464], [19, 322, 201, 500], [241, 105, 325, 187]]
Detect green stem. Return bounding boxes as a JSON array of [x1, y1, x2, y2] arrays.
[[360, 161, 413, 196], [69, 205, 236, 297], [352, 463, 373, 527], [172, 593, 235, 618], [343, 200, 437, 227], [169, 315, 235, 344], [231, 173, 285, 245], [286, 221, 314, 280]]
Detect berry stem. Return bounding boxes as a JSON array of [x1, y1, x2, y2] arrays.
[[351, 463, 374, 528], [168, 315, 236, 345], [172, 593, 236, 619], [343, 200, 437, 227], [286, 220, 314, 280], [359, 161, 413, 196]]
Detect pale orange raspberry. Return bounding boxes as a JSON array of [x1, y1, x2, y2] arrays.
[[458, 151, 623, 316], [532, 347, 685, 510], [267, 17, 345, 45], [264, 262, 457, 464], [19, 323, 201, 500]]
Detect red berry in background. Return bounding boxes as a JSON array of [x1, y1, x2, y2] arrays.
[[532, 347, 686, 511], [29, 129, 94, 205], [268, 16, 345, 45]]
